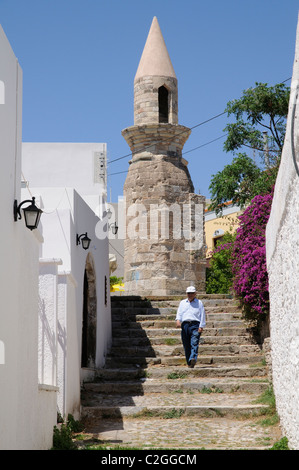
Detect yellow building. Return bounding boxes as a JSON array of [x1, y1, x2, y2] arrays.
[[205, 200, 242, 262]]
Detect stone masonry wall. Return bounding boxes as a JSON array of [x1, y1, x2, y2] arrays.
[[122, 123, 206, 296], [134, 76, 178, 125]]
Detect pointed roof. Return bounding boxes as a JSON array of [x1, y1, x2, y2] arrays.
[[135, 17, 176, 81]]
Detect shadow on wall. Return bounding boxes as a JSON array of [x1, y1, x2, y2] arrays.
[[80, 296, 163, 439], [81, 253, 97, 369]]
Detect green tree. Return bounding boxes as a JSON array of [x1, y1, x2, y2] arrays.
[[224, 82, 289, 155], [209, 82, 289, 214], [206, 232, 236, 294], [110, 275, 123, 287]]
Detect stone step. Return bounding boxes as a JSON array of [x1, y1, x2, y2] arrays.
[[112, 312, 243, 321], [112, 330, 248, 342], [147, 332, 253, 344], [107, 343, 263, 359], [78, 415, 280, 450], [82, 377, 269, 395], [112, 325, 250, 337], [112, 338, 261, 354], [80, 295, 276, 450], [112, 305, 242, 315], [112, 316, 244, 326], [81, 391, 269, 420], [111, 298, 242, 313], [110, 336, 254, 352], [81, 405, 268, 422], [105, 356, 264, 369], [109, 341, 261, 352], [111, 296, 238, 306], [94, 364, 267, 381]]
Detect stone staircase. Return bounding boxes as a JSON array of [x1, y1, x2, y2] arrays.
[[80, 295, 281, 450]]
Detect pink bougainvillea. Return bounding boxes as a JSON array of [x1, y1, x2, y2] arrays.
[[231, 191, 273, 315]]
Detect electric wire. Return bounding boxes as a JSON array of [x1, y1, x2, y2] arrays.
[[108, 111, 227, 165], [107, 77, 292, 172], [108, 133, 228, 177]]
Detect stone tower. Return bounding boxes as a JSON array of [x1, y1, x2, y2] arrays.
[[122, 17, 206, 296]]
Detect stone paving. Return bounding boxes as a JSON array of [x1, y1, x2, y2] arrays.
[[80, 416, 281, 450]]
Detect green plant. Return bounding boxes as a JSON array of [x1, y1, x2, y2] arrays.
[[167, 371, 187, 379], [256, 386, 276, 412], [67, 413, 84, 433], [164, 338, 178, 345], [110, 275, 123, 286], [200, 386, 224, 394], [255, 386, 280, 426], [206, 232, 235, 294], [163, 408, 185, 419], [52, 423, 77, 450], [269, 436, 289, 450], [51, 414, 83, 450]]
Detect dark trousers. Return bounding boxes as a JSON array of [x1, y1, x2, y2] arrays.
[[181, 321, 201, 365]]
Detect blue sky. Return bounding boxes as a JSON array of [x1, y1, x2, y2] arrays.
[[0, 0, 298, 202]]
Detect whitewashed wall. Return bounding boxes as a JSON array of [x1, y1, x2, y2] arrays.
[[57, 272, 79, 418], [0, 25, 57, 450], [22, 142, 107, 214], [266, 16, 299, 450], [0, 24, 112, 448], [21, 186, 112, 418]]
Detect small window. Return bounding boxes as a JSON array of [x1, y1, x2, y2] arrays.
[[213, 236, 224, 249], [212, 229, 225, 249], [158, 86, 169, 123]]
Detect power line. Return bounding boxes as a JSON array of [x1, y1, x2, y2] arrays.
[[107, 77, 292, 168], [108, 170, 128, 177], [108, 132, 228, 177], [108, 111, 227, 165], [182, 134, 228, 155]]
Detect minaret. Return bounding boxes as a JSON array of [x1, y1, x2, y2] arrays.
[[122, 17, 206, 296]]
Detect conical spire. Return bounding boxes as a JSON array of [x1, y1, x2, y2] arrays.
[[135, 17, 176, 81]]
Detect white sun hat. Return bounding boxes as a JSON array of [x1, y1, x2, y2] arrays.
[[186, 286, 196, 293]]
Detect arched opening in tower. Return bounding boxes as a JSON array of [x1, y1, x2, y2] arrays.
[[158, 86, 169, 123]]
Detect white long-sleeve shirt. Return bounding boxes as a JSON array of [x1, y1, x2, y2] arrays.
[[176, 297, 206, 328]]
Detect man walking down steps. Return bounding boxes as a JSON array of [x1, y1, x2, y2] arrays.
[[176, 286, 206, 368]]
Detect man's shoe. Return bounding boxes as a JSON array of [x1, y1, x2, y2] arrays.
[[189, 359, 196, 368]]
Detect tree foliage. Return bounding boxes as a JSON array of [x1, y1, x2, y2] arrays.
[[224, 82, 289, 155], [206, 232, 235, 294], [110, 275, 123, 287], [208, 82, 289, 214], [208, 153, 260, 213]]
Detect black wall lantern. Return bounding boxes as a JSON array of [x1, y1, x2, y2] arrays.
[[106, 208, 118, 235], [109, 222, 118, 235], [76, 232, 91, 250], [14, 197, 43, 230]]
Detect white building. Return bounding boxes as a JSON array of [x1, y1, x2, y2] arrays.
[[21, 142, 107, 213], [266, 15, 299, 450], [21, 143, 113, 381], [0, 25, 112, 449]]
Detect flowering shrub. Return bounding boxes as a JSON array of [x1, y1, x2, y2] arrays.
[[231, 191, 273, 316]]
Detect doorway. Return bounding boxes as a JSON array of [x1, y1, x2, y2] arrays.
[[81, 253, 97, 368]]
